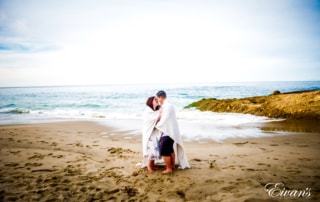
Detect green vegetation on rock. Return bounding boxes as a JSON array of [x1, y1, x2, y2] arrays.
[[184, 102, 199, 109]]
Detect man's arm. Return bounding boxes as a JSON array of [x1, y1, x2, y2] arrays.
[[156, 105, 173, 128]]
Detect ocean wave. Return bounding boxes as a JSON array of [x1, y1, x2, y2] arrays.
[[177, 108, 276, 125], [0, 104, 16, 108], [0, 107, 277, 125], [79, 104, 102, 108], [0, 107, 284, 141], [0, 108, 30, 114]]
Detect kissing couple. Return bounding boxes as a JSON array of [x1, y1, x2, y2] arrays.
[[142, 90, 190, 173]]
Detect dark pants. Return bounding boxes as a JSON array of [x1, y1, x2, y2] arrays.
[[159, 136, 174, 156]]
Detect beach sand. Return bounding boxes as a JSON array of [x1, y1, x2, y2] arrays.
[[0, 121, 319, 201]]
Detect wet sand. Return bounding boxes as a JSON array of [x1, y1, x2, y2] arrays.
[[0, 121, 319, 201]]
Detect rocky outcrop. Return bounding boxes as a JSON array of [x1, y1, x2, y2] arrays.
[[185, 90, 320, 119]]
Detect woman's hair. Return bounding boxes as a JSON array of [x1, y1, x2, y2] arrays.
[[146, 96, 160, 111]]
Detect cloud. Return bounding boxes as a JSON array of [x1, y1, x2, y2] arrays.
[[0, 0, 319, 86]]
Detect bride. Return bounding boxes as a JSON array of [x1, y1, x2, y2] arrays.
[[142, 96, 162, 172]]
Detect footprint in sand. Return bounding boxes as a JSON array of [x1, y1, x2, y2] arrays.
[[32, 168, 57, 173], [25, 162, 43, 167], [51, 142, 58, 146], [286, 168, 301, 174], [9, 150, 21, 155], [209, 160, 217, 169], [297, 144, 309, 147], [131, 169, 144, 177], [108, 147, 136, 155], [298, 157, 312, 161], [236, 154, 247, 158], [80, 187, 87, 192], [52, 154, 64, 158], [5, 162, 19, 167], [28, 153, 45, 160], [229, 166, 237, 170], [233, 141, 248, 146], [38, 140, 49, 144], [75, 143, 84, 147], [259, 147, 273, 152], [64, 167, 81, 176], [121, 186, 138, 197], [221, 185, 237, 192]]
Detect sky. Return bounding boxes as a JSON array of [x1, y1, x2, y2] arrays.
[[0, 0, 319, 87]]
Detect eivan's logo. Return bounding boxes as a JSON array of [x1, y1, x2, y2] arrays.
[[264, 183, 311, 199]]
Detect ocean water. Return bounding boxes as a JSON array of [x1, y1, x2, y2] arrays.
[[1, 81, 319, 141]]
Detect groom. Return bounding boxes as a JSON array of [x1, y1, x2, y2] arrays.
[[155, 90, 190, 173]]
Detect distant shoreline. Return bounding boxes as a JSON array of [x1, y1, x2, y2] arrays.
[[186, 90, 320, 120]]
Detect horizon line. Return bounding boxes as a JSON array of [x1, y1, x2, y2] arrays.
[[0, 80, 319, 89]]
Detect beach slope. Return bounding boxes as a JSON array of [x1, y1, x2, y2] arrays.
[[0, 121, 319, 201]]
